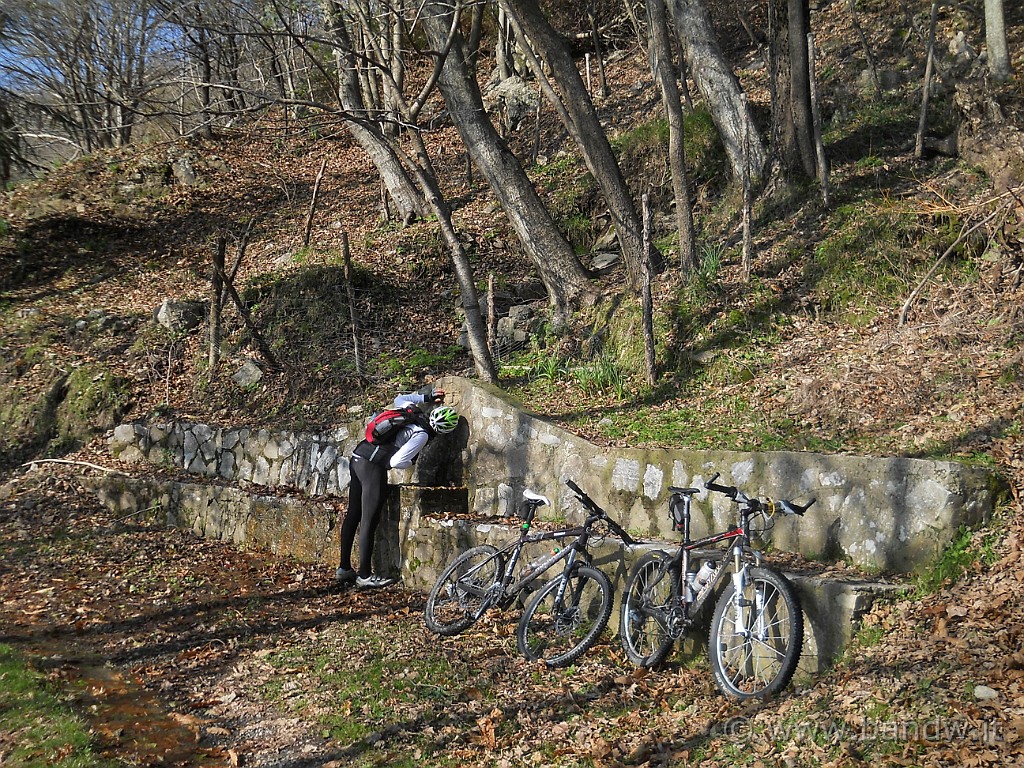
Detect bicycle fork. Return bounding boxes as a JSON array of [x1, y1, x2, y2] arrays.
[[729, 564, 773, 644], [731, 564, 753, 639], [549, 547, 582, 612]]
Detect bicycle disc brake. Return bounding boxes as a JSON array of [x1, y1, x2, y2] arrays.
[[554, 606, 582, 634]]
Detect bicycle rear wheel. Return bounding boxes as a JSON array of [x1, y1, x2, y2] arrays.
[[708, 566, 803, 700], [619, 551, 676, 667], [516, 565, 612, 667], [424, 545, 503, 636]]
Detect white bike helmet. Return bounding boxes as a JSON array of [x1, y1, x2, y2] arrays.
[[428, 405, 459, 434]]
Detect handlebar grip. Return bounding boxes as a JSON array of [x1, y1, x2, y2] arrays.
[[704, 472, 737, 499], [778, 497, 816, 516], [796, 497, 817, 514], [565, 478, 598, 510]]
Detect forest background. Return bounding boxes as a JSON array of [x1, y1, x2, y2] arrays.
[[1, 1, 1023, 767]]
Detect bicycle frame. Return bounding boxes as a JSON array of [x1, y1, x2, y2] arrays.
[[465, 507, 612, 619], [620, 474, 813, 696], [652, 490, 765, 635], [482, 526, 590, 611], [426, 481, 635, 647]]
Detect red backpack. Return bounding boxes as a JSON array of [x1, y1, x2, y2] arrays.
[[364, 405, 422, 444]]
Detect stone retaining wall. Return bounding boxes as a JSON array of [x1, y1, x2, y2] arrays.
[[82, 474, 343, 565], [107, 376, 999, 573], [110, 421, 359, 496]]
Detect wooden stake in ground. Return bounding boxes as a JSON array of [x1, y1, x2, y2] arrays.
[[303, 158, 327, 248], [209, 237, 226, 370], [808, 32, 830, 208], [741, 94, 754, 281], [213, 241, 279, 370], [487, 273, 496, 357], [915, 0, 940, 160], [341, 232, 363, 377], [641, 194, 657, 387]]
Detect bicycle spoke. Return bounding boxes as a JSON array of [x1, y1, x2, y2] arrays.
[[620, 552, 676, 668], [710, 568, 802, 699], [517, 566, 612, 667]]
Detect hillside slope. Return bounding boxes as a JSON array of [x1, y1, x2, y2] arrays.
[[1, 1, 1023, 765]]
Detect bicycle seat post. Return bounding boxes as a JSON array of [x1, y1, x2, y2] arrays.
[[520, 500, 543, 533], [669, 487, 698, 542]]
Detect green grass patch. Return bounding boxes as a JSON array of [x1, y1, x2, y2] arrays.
[[809, 204, 919, 321], [913, 524, 1000, 596], [259, 624, 496, 764], [0, 644, 114, 768]]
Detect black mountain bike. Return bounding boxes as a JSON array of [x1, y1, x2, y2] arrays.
[[619, 473, 815, 699], [425, 479, 634, 667]]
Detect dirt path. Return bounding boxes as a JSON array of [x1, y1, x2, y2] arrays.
[[4, 465, 1023, 768], [0, 467, 425, 767]]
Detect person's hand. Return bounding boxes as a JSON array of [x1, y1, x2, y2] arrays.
[[431, 389, 446, 403]]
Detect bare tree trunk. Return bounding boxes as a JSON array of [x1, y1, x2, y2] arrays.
[[322, 0, 428, 224], [787, 0, 816, 177], [501, 0, 651, 287], [467, 1, 485, 66], [647, 0, 696, 273], [421, 0, 590, 322], [193, 3, 214, 140], [671, 0, 767, 186], [768, 0, 817, 179], [496, 7, 515, 80], [847, 0, 880, 94], [415, 167, 497, 383], [984, 0, 1012, 82]]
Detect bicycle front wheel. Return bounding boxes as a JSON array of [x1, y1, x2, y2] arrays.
[[709, 566, 803, 700], [516, 565, 613, 667], [424, 545, 503, 636], [619, 551, 676, 668]]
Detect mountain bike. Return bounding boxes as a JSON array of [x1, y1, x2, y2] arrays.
[[619, 473, 815, 699], [424, 479, 634, 667]]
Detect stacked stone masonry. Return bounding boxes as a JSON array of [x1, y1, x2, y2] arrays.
[[108, 376, 999, 573]]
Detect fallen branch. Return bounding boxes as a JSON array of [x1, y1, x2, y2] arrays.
[[116, 504, 162, 524], [303, 158, 327, 248], [216, 263, 280, 370], [21, 458, 126, 474], [899, 203, 1008, 326]]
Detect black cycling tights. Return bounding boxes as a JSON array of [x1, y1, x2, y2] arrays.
[[340, 456, 388, 577]]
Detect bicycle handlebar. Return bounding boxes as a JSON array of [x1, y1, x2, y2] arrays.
[[704, 472, 815, 516], [704, 472, 738, 499], [564, 479, 636, 546]]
